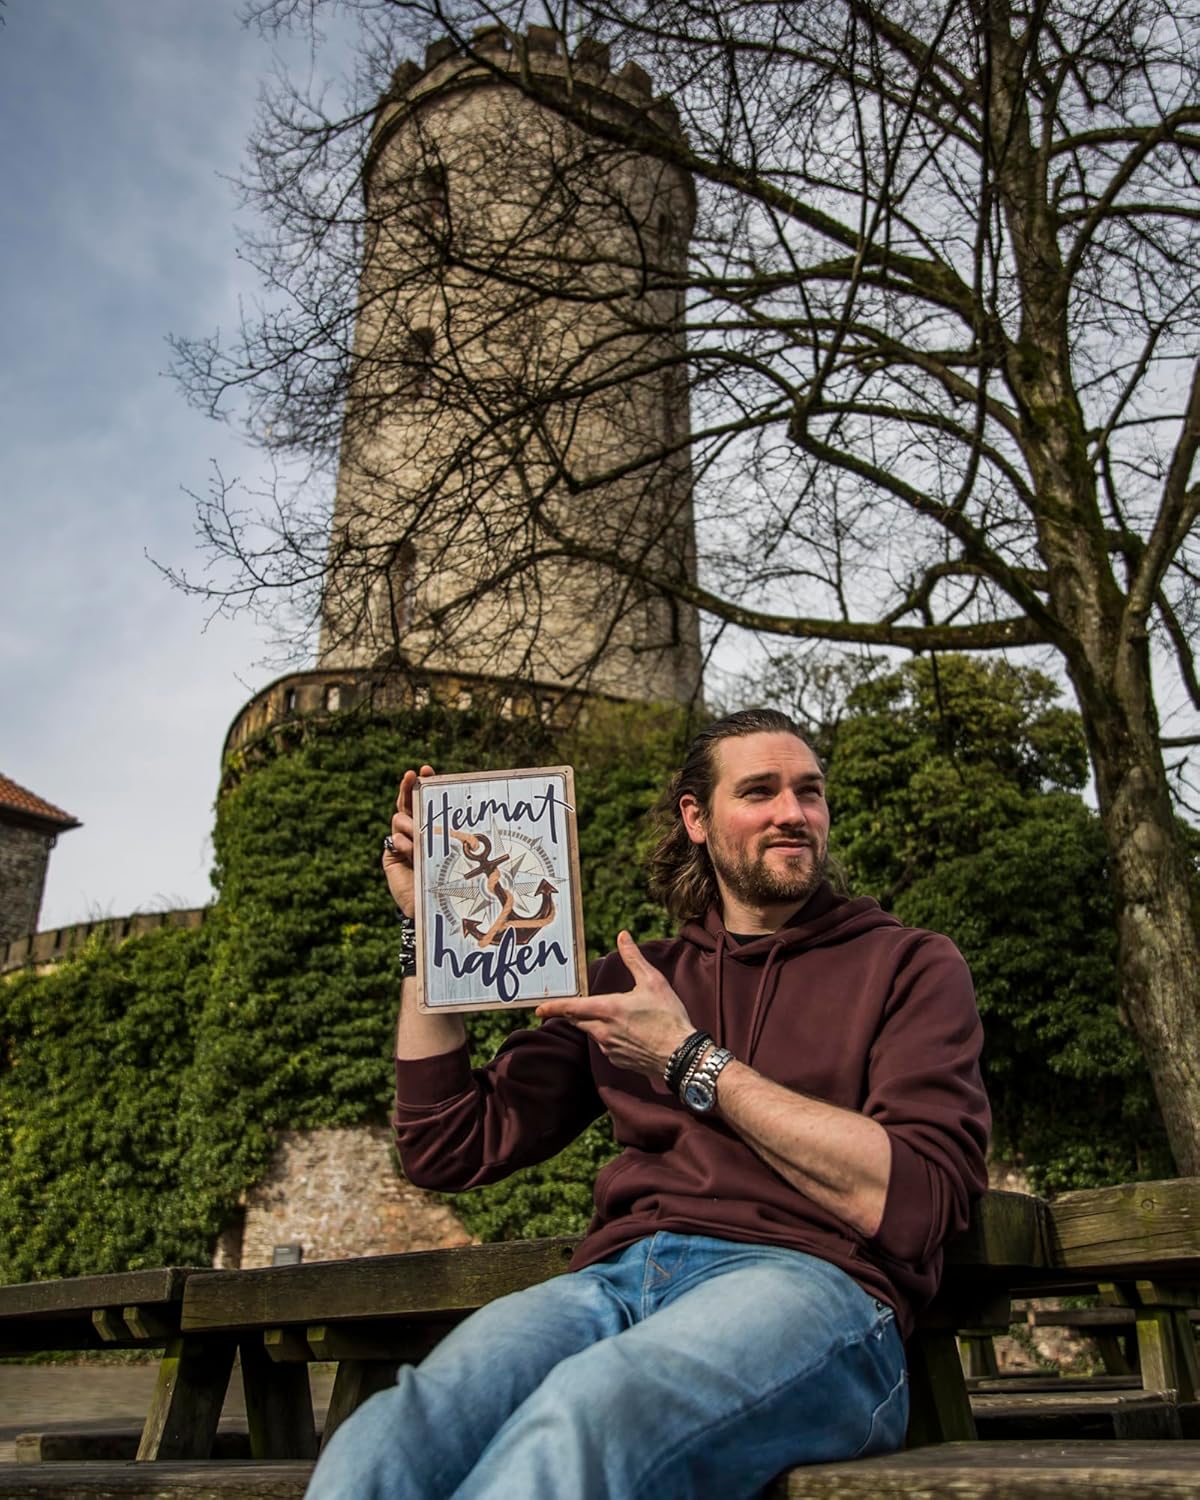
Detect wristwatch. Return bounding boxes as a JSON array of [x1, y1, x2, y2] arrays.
[[681, 1046, 734, 1113]]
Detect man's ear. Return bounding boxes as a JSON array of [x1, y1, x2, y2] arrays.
[[679, 794, 707, 847]]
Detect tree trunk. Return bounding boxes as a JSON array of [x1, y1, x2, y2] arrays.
[[1073, 649, 1200, 1177]]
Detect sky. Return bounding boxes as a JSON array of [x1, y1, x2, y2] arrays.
[[3, 5, 1193, 935], [0, 1, 358, 929]]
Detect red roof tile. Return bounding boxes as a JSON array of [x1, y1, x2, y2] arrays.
[[0, 775, 80, 829]]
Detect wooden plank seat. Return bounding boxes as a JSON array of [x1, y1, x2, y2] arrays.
[[971, 1390, 1193, 1441], [5, 1180, 1200, 1491], [5, 1445, 1200, 1498], [0, 1461, 314, 1497], [20, 1391, 1193, 1471], [766, 1441, 1200, 1497]]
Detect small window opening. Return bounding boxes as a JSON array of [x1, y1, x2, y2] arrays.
[[404, 326, 436, 398], [416, 165, 449, 235]]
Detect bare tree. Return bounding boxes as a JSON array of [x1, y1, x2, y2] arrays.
[[172, 0, 1200, 1169]]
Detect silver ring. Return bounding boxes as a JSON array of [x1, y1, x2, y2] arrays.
[[383, 835, 396, 854]]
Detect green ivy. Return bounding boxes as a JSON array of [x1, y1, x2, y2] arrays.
[[0, 698, 685, 1282], [0, 665, 1179, 1285], [0, 927, 212, 1281]]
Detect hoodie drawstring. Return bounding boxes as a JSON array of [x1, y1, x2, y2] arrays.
[[744, 938, 787, 1064], [712, 932, 726, 1049], [710, 932, 785, 1064]]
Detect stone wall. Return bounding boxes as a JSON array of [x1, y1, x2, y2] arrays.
[[216, 1124, 474, 1270], [0, 822, 53, 946], [0, 906, 207, 976]]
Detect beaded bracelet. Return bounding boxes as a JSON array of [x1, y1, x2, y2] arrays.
[[396, 912, 417, 979], [664, 1029, 711, 1093]]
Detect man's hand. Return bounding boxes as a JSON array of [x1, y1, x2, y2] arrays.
[[385, 765, 435, 917], [536, 931, 694, 1080]]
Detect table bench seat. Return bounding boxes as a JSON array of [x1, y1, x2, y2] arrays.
[[4, 1444, 1200, 1498], [3, 1179, 1200, 1488]]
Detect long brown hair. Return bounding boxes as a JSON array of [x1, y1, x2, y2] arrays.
[[647, 708, 811, 924]]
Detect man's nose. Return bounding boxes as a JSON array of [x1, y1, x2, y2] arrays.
[[772, 791, 809, 826]]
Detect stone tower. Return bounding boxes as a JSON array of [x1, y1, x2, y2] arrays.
[[317, 26, 702, 705], [0, 775, 80, 946]]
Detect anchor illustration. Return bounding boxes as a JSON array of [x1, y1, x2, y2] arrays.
[[446, 829, 558, 949]]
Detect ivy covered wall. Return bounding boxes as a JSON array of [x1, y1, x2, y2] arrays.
[[0, 669, 1174, 1284], [0, 699, 681, 1282]]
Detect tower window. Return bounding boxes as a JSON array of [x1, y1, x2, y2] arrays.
[[404, 326, 436, 397], [384, 542, 417, 645], [416, 165, 449, 235]]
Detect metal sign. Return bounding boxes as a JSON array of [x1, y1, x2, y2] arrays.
[[413, 767, 587, 1012]]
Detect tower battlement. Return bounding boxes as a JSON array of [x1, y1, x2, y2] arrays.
[[379, 25, 685, 144]]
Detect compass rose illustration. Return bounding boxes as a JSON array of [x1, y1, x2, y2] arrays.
[[432, 823, 560, 949]]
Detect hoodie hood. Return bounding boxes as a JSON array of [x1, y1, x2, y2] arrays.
[[680, 881, 902, 957], [675, 882, 903, 1056]]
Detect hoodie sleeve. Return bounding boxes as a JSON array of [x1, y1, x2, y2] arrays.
[[392, 1016, 604, 1192], [864, 933, 991, 1265]]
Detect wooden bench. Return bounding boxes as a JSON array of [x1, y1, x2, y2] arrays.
[[0, 1267, 300, 1464], [4, 1180, 1200, 1495], [5, 1444, 1200, 1497], [1029, 1298, 1200, 1380]]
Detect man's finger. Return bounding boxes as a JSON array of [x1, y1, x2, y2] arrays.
[[398, 765, 436, 817], [616, 930, 653, 976], [538, 997, 613, 1022]]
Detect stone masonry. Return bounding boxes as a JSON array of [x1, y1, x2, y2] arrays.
[[0, 775, 80, 945], [215, 1125, 475, 1270]]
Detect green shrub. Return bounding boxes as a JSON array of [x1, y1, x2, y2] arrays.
[[0, 698, 684, 1281]]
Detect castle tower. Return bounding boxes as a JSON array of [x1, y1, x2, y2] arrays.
[[0, 775, 80, 946], [317, 26, 702, 705]]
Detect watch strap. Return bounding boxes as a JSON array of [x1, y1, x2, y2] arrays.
[[683, 1046, 734, 1112]]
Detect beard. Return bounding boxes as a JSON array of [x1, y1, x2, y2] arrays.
[[706, 831, 828, 910]]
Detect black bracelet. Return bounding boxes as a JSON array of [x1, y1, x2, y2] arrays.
[[664, 1030, 711, 1093], [397, 913, 417, 979]]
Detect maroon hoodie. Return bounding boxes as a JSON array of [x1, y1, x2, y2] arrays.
[[393, 883, 990, 1337]]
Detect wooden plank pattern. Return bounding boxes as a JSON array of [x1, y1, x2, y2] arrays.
[[178, 1192, 1049, 1336], [939, 1191, 1050, 1279], [971, 1391, 1184, 1441], [768, 1441, 1200, 1497], [0, 1462, 313, 1497], [181, 1238, 577, 1332], [0, 1270, 199, 1321], [1048, 1180, 1200, 1278]]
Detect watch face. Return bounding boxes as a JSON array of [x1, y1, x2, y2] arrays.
[[683, 1077, 715, 1112]]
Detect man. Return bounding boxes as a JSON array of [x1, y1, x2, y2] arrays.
[[306, 708, 989, 1500]]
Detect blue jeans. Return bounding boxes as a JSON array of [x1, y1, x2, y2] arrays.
[[305, 1233, 907, 1500]]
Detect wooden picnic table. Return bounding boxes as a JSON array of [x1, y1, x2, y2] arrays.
[[1, 1178, 1199, 1496]]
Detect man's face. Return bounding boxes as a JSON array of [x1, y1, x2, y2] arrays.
[[682, 732, 830, 920]]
